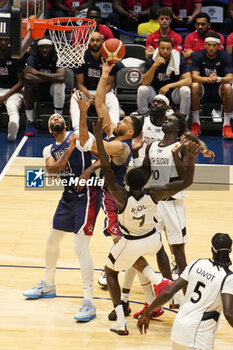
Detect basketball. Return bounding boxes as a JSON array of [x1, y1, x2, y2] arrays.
[[101, 38, 126, 64]]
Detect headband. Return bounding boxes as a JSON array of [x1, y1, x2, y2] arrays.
[[212, 246, 231, 253], [48, 114, 65, 128], [38, 39, 53, 46], [154, 94, 170, 107], [205, 37, 220, 44]]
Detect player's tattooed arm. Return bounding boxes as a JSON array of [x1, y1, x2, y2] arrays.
[[112, 142, 130, 165]]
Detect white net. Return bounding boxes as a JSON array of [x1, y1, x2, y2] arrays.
[[48, 18, 96, 68]]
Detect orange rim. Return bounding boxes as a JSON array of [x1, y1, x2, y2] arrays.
[[27, 16, 96, 39]]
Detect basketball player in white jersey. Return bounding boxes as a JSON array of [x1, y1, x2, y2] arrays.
[[138, 233, 233, 350], [94, 116, 199, 335]]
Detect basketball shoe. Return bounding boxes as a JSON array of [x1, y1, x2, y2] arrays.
[[74, 299, 96, 322], [154, 278, 174, 297], [133, 302, 164, 319], [110, 321, 129, 335], [98, 269, 107, 287], [22, 280, 56, 299], [169, 293, 181, 309], [108, 301, 131, 321]]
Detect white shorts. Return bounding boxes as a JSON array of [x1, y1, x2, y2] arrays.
[[106, 230, 162, 272], [155, 199, 187, 245]]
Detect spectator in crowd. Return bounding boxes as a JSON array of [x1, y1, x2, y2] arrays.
[[0, 0, 10, 12], [69, 31, 121, 131], [137, 5, 160, 40], [52, 0, 91, 18], [145, 7, 182, 58], [107, 0, 160, 31], [163, 0, 202, 28], [0, 37, 24, 142], [184, 12, 225, 64], [190, 32, 233, 139], [135, 37, 191, 117], [23, 38, 66, 136], [226, 31, 233, 61], [87, 5, 114, 41], [222, 0, 233, 35]]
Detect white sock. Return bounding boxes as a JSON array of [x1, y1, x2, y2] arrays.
[[191, 110, 200, 124], [137, 271, 154, 304], [223, 112, 233, 126], [115, 304, 125, 323], [45, 228, 65, 286], [74, 230, 94, 303], [121, 292, 129, 303], [142, 265, 163, 286], [25, 110, 34, 123]]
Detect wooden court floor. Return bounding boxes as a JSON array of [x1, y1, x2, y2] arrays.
[[0, 157, 232, 350]]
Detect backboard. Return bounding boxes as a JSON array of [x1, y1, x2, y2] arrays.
[[0, 0, 46, 58]]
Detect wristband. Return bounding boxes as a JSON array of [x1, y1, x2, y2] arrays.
[[216, 77, 222, 83]]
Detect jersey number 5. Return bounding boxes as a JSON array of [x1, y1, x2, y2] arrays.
[[191, 281, 206, 303]]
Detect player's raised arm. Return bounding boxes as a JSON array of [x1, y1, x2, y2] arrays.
[[93, 118, 127, 211], [95, 58, 116, 137]]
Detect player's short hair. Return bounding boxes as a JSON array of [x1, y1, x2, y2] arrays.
[[126, 168, 146, 190], [158, 36, 173, 46], [205, 32, 221, 41], [87, 5, 101, 15], [172, 111, 187, 137], [129, 116, 143, 138], [212, 233, 232, 268], [194, 12, 211, 23], [157, 7, 173, 19]]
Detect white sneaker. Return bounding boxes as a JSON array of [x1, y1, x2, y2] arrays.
[[171, 265, 179, 281], [7, 121, 18, 142], [74, 299, 96, 322], [110, 321, 129, 335], [98, 270, 107, 287], [22, 280, 56, 299], [211, 109, 222, 122]]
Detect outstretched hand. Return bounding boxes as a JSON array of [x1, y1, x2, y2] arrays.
[[202, 149, 215, 163], [68, 133, 79, 151], [101, 57, 115, 73], [73, 90, 91, 113], [137, 314, 150, 334], [171, 135, 186, 154], [185, 140, 200, 158]]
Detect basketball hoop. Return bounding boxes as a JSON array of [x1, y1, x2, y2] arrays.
[[28, 16, 96, 68]]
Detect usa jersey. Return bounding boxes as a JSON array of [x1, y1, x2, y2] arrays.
[[145, 140, 184, 199], [171, 259, 233, 349], [43, 131, 92, 190], [118, 191, 157, 236]]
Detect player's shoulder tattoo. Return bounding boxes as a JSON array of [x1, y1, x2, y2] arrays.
[[114, 142, 130, 166]]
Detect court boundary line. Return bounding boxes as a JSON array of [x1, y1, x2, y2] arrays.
[[0, 136, 28, 183]]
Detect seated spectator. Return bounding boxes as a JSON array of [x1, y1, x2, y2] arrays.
[[69, 31, 122, 131], [190, 32, 233, 138], [23, 38, 66, 136], [0, 37, 24, 142], [137, 5, 160, 40], [135, 37, 191, 117], [184, 12, 225, 64], [0, 0, 10, 12], [222, 0, 233, 35], [87, 5, 114, 41], [107, 0, 160, 32], [145, 7, 182, 58], [52, 0, 91, 18], [226, 31, 233, 59], [163, 0, 202, 29]]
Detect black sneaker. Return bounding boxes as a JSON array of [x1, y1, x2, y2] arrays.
[[108, 301, 131, 321]]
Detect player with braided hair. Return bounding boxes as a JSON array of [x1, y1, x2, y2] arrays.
[[138, 232, 233, 349]]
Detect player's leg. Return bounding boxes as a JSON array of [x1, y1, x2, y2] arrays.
[[4, 91, 23, 142], [50, 82, 66, 115], [23, 79, 37, 136], [22, 228, 65, 299], [190, 82, 203, 135], [171, 87, 191, 118], [105, 91, 120, 124], [137, 85, 156, 114], [220, 83, 233, 138]]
